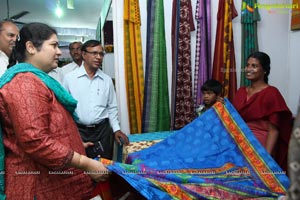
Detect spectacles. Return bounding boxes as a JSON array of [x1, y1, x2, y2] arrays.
[[84, 50, 105, 57]]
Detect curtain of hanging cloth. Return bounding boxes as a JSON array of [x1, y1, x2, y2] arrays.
[[193, 0, 211, 108], [123, 0, 144, 133], [240, 0, 260, 87], [142, 0, 170, 133], [212, 0, 237, 102], [171, 0, 196, 130]]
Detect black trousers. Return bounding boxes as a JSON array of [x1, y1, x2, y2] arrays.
[[77, 119, 114, 159]]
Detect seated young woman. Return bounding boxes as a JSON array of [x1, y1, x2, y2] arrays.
[[232, 51, 292, 171]]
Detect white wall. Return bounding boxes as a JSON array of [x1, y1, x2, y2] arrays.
[[102, 53, 115, 78], [287, 30, 300, 115], [257, 3, 289, 101], [113, 0, 300, 133], [112, 0, 130, 133]]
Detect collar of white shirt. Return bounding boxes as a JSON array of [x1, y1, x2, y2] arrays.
[[77, 65, 105, 80]]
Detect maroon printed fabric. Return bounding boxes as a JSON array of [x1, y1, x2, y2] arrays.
[[171, 0, 196, 130], [194, 0, 212, 108]]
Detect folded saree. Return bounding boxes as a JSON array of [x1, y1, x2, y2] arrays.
[[102, 99, 289, 199]]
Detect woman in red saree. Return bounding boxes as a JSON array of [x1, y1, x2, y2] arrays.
[[233, 51, 292, 172], [0, 23, 109, 199]]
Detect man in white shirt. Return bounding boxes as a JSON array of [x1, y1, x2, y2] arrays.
[[61, 41, 83, 76], [0, 21, 19, 76], [47, 67, 64, 83], [63, 40, 129, 159], [48, 41, 82, 83]]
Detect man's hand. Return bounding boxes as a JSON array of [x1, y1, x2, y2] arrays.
[[83, 142, 94, 148], [114, 130, 129, 145]]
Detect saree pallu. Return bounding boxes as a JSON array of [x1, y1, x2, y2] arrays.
[[142, 0, 171, 133], [212, 0, 238, 101], [124, 0, 144, 133], [103, 99, 289, 199], [171, 0, 196, 130], [194, 0, 211, 108], [240, 0, 260, 87]]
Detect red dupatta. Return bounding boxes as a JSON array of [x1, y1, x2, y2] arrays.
[[233, 86, 292, 172]]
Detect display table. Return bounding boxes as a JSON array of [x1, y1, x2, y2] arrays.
[[119, 131, 174, 163]]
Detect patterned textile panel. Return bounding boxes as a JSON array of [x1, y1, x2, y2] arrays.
[[123, 140, 160, 163], [128, 131, 174, 142], [123, 132, 174, 163], [103, 99, 289, 200]]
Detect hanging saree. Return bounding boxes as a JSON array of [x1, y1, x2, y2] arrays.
[[124, 0, 144, 133], [142, 0, 170, 133], [291, 0, 300, 30], [142, 0, 156, 133], [194, 0, 212, 108], [102, 99, 289, 199], [212, 0, 237, 101], [171, 0, 196, 130], [240, 0, 260, 87]]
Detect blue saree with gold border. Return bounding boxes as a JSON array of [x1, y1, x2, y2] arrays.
[[102, 99, 289, 199]]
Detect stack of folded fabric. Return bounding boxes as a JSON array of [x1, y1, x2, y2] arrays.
[[122, 131, 174, 163]]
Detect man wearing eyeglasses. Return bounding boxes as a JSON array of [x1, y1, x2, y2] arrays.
[[0, 20, 19, 77], [63, 39, 129, 159]]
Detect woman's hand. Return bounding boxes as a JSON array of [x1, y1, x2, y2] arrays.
[[266, 123, 279, 154], [70, 152, 110, 182], [85, 158, 110, 182]]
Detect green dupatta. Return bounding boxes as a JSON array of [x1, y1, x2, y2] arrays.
[[0, 63, 77, 199]]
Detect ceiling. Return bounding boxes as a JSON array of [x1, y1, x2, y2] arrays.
[[0, 0, 105, 44]]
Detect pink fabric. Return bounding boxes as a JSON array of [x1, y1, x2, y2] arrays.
[[0, 73, 93, 199], [246, 120, 268, 147]]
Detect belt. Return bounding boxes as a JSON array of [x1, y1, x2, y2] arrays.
[[76, 118, 108, 129]]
